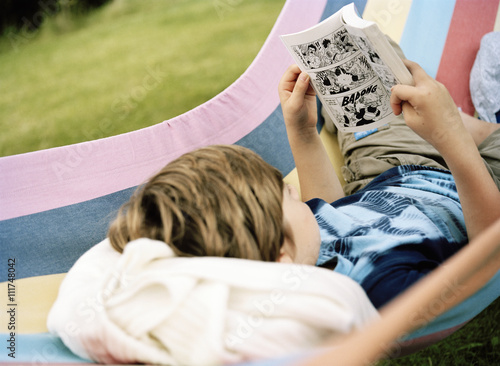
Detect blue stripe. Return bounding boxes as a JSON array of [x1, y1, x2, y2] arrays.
[[236, 102, 327, 177], [0, 333, 90, 363], [406, 269, 500, 339], [236, 105, 296, 176], [0, 187, 135, 281], [321, 0, 368, 21], [399, 0, 456, 78]]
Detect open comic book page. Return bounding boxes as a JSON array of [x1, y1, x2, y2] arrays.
[[281, 18, 396, 132], [346, 27, 400, 93]]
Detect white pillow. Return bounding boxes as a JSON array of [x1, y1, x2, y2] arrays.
[[48, 238, 378, 366]]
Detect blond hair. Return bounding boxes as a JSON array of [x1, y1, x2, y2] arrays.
[[108, 145, 285, 261]]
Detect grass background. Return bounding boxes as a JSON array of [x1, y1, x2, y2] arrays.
[[0, 0, 285, 156], [1, 0, 498, 364]]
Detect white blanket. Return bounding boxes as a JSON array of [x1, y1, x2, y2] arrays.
[[48, 238, 378, 365]]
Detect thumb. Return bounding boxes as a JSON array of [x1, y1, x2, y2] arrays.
[[289, 72, 311, 104]]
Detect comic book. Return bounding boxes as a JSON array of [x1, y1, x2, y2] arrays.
[[280, 3, 413, 133]]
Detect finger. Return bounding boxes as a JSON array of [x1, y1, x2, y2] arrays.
[[400, 100, 417, 120], [391, 84, 417, 105], [288, 64, 302, 75], [305, 79, 316, 97], [279, 64, 302, 88], [402, 59, 431, 83], [390, 88, 402, 115], [390, 84, 415, 115], [278, 64, 302, 100], [288, 72, 312, 105]]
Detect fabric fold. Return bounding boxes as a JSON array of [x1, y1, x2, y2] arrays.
[[48, 238, 378, 365]]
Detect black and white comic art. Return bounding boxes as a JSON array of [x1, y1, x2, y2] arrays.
[[351, 35, 383, 65], [292, 28, 359, 70], [288, 29, 395, 131], [312, 55, 376, 95], [322, 79, 392, 129], [350, 34, 399, 92], [281, 2, 413, 132]]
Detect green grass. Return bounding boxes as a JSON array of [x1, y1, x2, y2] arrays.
[[379, 297, 500, 365], [0, 0, 285, 156], [1, 1, 498, 364]]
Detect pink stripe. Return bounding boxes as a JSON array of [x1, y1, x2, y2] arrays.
[[435, 0, 500, 115], [0, 0, 327, 220]]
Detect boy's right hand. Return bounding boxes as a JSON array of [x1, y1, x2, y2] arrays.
[[390, 59, 465, 154], [278, 64, 318, 138], [392, 60, 500, 241]]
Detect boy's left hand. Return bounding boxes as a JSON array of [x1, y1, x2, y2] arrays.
[[278, 64, 344, 203], [278, 64, 317, 137]]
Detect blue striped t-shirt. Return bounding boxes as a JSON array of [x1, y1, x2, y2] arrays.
[[306, 165, 468, 308]]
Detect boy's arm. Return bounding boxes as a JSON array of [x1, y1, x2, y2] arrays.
[[299, 217, 500, 366], [391, 60, 500, 240], [278, 65, 344, 203]]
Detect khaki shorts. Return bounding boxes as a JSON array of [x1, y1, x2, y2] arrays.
[[335, 115, 500, 195]]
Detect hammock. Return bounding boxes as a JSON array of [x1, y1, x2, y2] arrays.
[[1, 0, 499, 364]]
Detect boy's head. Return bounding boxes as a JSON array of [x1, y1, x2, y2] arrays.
[[108, 145, 286, 262]]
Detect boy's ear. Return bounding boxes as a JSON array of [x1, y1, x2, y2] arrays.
[[277, 237, 294, 263]]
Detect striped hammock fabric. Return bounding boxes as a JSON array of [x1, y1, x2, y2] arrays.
[[1, 0, 499, 364]]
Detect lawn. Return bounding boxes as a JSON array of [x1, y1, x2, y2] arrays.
[[378, 298, 500, 365], [0, 0, 285, 156], [1, 0, 498, 364]]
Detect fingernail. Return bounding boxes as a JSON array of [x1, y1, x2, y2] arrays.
[[299, 72, 309, 82]]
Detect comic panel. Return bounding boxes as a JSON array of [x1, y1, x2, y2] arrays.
[[371, 63, 398, 92], [323, 79, 392, 130], [291, 28, 360, 70], [311, 54, 377, 96], [350, 34, 383, 65], [350, 34, 398, 92]]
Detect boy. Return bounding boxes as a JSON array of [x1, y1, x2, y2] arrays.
[[278, 59, 500, 307], [109, 59, 500, 308]]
